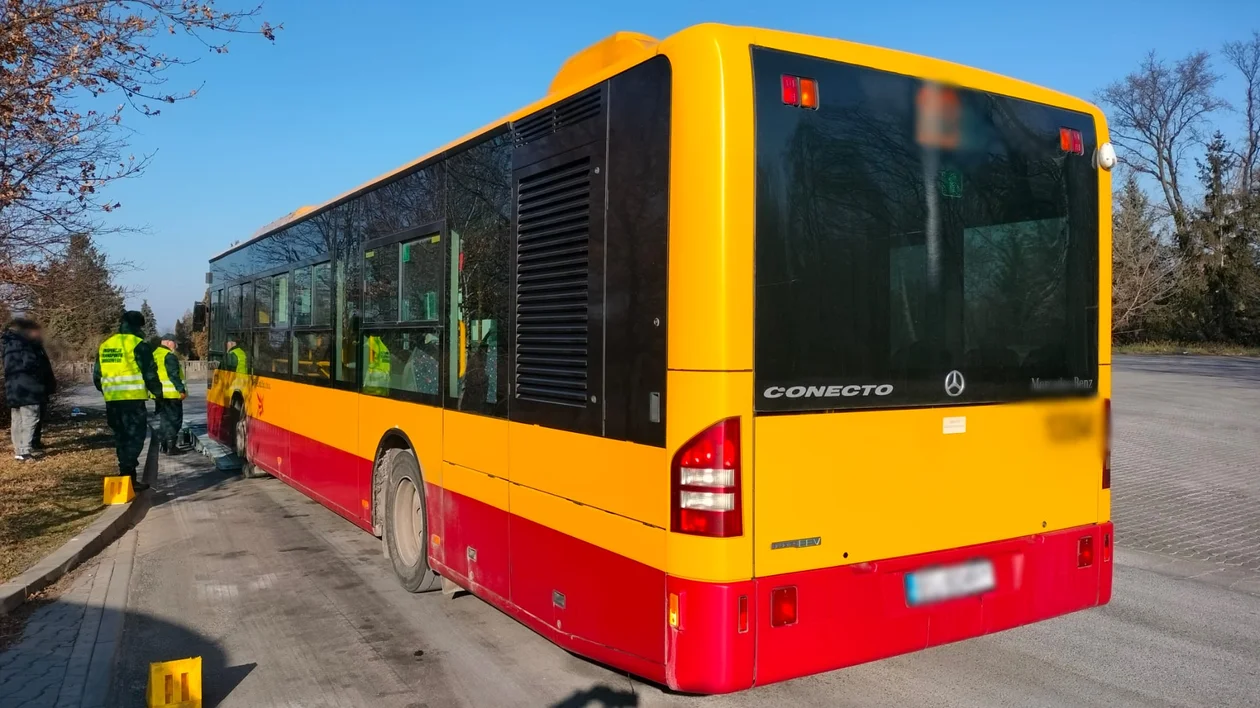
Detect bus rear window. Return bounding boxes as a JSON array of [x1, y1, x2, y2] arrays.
[[753, 48, 1099, 412]]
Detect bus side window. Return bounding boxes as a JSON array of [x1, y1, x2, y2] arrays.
[[445, 135, 511, 416]]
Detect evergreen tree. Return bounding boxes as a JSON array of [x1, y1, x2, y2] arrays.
[[1180, 133, 1260, 344], [30, 234, 125, 358], [139, 300, 159, 340]]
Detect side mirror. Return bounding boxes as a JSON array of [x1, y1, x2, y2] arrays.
[[193, 302, 206, 331]]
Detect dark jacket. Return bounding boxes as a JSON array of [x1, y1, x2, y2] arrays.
[[3, 328, 56, 408], [92, 321, 163, 400]]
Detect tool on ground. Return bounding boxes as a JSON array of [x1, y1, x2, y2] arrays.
[[147, 656, 202, 708], [102, 476, 135, 505]]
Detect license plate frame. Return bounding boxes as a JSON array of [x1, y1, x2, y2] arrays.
[[904, 559, 995, 606]]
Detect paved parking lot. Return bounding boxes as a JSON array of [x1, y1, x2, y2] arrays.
[[6, 357, 1260, 707], [1112, 356, 1260, 573]]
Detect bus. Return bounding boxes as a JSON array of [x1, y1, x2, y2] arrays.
[[205, 23, 1114, 693]]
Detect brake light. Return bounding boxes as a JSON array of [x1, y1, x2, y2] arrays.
[[671, 418, 742, 537], [1060, 127, 1085, 155], [1102, 398, 1112, 489], [1078, 536, 1094, 568], [771, 586, 797, 627], [781, 75, 800, 106]]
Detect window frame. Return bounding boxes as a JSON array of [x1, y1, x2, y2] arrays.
[[359, 220, 447, 405]]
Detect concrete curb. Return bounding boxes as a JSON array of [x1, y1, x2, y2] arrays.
[[0, 426, 159, 617]]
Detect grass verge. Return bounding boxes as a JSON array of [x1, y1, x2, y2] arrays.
[[0, 408, 117, 583], [1114, 341, 1260, 357]]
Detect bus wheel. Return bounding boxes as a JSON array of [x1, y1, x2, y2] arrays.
[[384, 449, 440, 593], [231, 397, 265, 479]]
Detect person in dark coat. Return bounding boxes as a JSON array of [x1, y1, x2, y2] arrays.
[[3, 318, 56, 461]]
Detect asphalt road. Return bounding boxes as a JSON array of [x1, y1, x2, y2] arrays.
[[105, 359, 1260, 707]]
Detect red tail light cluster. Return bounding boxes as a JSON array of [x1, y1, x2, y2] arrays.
[[781, 74, 819, 109], [671, 418, 742, 537], [1103, 398, 1112, 489], [1060, 127, 1085, 155]]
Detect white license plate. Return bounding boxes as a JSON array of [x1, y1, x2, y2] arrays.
[[905, 559, 995, 606]]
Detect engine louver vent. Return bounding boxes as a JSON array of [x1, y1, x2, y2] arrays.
[[513, 89, 601, 146], [514, 157, 592, 406]]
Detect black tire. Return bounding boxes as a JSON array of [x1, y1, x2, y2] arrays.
[[231, 397, 266, 479], [383, 449, 440, 593]]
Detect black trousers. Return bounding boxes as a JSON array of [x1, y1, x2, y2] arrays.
[[154, 397, 183, 448], [105, 400, 149, 478]]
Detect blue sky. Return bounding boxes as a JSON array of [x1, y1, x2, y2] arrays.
[[99, 0, 1260, 330]]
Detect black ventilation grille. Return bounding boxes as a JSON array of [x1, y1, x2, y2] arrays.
[[514, 157, 592, 406], [512, 90, 601, 146]]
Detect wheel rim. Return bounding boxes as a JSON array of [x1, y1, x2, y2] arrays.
[[392, 477, 423, 568]]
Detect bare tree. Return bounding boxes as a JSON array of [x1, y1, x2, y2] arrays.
[[1112, 175, 1179, 336], [0, 0, 278, 285], [1223, 31, 1260, 192], [1097, 51, 1227, 230]]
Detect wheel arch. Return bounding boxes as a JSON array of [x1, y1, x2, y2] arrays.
[[371, 427, 427, 537]]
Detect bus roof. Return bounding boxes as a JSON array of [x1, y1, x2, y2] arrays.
[[211, 23, 1100, 263]]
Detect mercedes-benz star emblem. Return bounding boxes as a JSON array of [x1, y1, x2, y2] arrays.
[[944, 370, 966, 397]]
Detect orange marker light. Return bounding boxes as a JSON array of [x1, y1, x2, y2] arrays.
[[668, 593, 680, 628], [799, 78, 819, 109]]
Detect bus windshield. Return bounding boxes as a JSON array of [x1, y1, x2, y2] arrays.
[[752, 48, 1100, 412]]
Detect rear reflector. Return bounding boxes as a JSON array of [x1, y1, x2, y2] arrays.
[[1102, 533, 1112, 563], [672, 418, 743, 537], [737, 595, 749, 633], [1078, 536, 1094, 568], [771, 586, 797, 627], [1103, 398, 1112, 489]]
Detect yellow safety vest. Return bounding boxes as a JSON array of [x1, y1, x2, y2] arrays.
[[364, 336, 391, 395], [228, 346, 248, 374], [98, 333, 147, 401], [153, 346, 183, 399]]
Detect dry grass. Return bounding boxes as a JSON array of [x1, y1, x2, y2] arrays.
[[1114, 340, 1260, 357], [0, 408, 117, 583]]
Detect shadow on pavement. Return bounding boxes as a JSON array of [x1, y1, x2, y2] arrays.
[[550, 684, 640, 708], [97, 602, 255, 707], [0, 600, 252, 707]]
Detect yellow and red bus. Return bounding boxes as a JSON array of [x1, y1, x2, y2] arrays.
[[205, 24, 1114, 693]]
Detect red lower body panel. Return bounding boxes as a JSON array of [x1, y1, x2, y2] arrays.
[[207, 403, 1111, 695], [667, 522, 1114, 692]]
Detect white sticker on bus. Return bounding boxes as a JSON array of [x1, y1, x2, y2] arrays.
[[943, 416, 966, 434]]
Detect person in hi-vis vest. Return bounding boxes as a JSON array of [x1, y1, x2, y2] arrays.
[[93, 311, 162, 489], [150, 337, 187, 454], [223, 338, 248, 375], [363, 335, 391, 396]]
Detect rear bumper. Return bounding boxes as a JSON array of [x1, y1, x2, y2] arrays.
[[667, 522, 1113, 693]]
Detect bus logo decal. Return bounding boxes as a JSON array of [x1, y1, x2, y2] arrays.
[[944, 370, 966, 397], [762, 384, 894, 399], [771, 537, 822, 550]]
